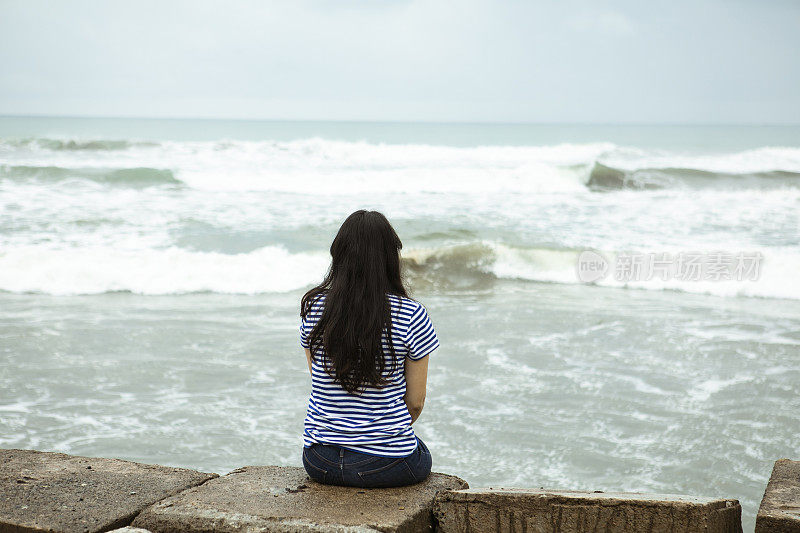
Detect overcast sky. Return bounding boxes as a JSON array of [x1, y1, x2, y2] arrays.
[[1, 0, 798, 123]]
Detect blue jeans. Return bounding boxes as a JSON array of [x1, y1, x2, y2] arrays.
[[302, 437, 432, 488]]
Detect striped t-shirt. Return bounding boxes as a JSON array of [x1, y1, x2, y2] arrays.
[[300, 292, 439, 457]]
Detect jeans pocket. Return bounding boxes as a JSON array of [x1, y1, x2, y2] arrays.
[[404, 444, 432, 483], [357, 457, 413, 488], [308, 445, 341, 467], [303, 448, 330, 484]]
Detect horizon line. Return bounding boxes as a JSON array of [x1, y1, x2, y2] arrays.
[[1, 113, 798, 128]]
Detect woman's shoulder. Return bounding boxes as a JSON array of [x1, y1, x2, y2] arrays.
[[302, 290, 327, 313], [387, 293, 426, 316]]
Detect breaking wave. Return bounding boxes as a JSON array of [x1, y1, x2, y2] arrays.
[[0, 165, 181, 187], [2, 134, 798, 301], [587, 162, 800, 190], [0, 242, 796, 300], [0, 138, 158, 151], [2, 137, 799, 192]]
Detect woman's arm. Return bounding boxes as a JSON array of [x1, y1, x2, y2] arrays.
[[404, 356, 429, 424], [304, 348, 313, 374]]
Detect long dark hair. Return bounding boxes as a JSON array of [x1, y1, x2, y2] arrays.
[[301, 210, 408, 394]]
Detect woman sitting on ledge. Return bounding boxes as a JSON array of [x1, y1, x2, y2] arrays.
[[300, 210, 439, 488]]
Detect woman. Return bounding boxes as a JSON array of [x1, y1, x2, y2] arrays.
[[299, 210, 439, 488]]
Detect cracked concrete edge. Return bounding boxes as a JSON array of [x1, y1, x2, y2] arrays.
[[102, 474, 220, 532], [0, 448, 220, 533], [432, 488, 742, 533], [755, 458, 800, 533], [110, 473, 220, 531]]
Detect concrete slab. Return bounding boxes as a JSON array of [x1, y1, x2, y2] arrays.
[[756, 459, 800, 533], [434, 488, 742, 533], [132, 465, 468, 532], [0, 448, 217, 533]]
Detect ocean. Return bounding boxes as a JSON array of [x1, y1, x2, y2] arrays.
[[1, 116, 798, 530]]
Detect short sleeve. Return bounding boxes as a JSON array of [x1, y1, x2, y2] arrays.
[[300, 314, 310, 349], [404, 303, 439, 360], [300, 294, 325, 350]]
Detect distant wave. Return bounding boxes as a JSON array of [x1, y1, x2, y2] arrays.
[[601, 146, 800, 175], [4, 161, 797, 192], [0, 242, 796, 300], [0, 138, 158, 151], [587, 162, 800, 190], [0, 165, 181, 187], [3, 137, 799, 193]]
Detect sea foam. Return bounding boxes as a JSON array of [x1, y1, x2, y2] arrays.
[[2, 136, 798, 299]]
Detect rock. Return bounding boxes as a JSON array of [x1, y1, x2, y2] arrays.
[[756, 459, 800, 533], [107, 528, 153, 532], [434, 488, 742, 533], [0, 448, 217, 533], [132, 465, 468, 532]]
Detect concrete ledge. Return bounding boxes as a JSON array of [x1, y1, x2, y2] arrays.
[[1, 447, 757, 533], [756, 459, 800, 533], [132, 465, 468, 532], [434, 488, 742, 533], [0, 448, 217, 533]]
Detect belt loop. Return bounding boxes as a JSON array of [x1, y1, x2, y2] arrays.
[[339, 447, 345, 471]]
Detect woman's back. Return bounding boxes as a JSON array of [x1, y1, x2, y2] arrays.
[[300, 291, 439, 457], [299, 209, 436, 487]]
